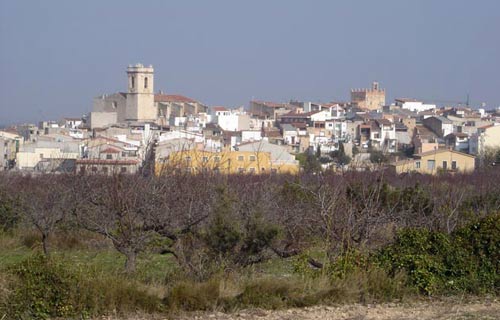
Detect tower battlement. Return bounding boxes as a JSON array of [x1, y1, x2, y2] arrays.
[[350, 81, 386, 111]]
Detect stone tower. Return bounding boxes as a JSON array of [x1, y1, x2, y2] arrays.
[[350, 81, 386, 111], [125, 64, 157, 122]]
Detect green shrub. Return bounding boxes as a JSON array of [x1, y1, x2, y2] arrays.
[[0, 194, 18, 232], [452, 213, 500, 293], [328, 250, 370, 279], [4, 254, 162, 319], [377, 214, 500, 295]]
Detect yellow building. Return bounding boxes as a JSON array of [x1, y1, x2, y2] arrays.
[[155, 148, 299, 175], [390, 149, 475, 174]]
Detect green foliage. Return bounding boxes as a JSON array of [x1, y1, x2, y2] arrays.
[[240, 214, 278, 258], [328, 250, 370, 279], [203, 188, 279, 268], [369, 150, 388, 164], [205, 212, 241, 257], [0, 192, 18, 232], [7, 254, 79, 319], [204, 188, 241, 257], [377, 214, 500, 295], [296, 151, 322, 173], [330, 142, 351, 165], [3, 254, 161, 319], [380, 183, 434, 217], [292, 252, 322, 279]]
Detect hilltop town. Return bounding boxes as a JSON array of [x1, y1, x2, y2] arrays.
[[1, 63, 500, 176]]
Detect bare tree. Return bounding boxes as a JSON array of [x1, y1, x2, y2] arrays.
[[75, 174, 162, 273], [16, 174, 75, 256]]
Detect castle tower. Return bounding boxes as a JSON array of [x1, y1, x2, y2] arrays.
[[125, 64, 157, 122], [350, 81, 385, 111]]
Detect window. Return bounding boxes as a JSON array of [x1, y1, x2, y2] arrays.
[[213, 167, 220, 174], [102, 167, 108, 174], [121, 167, 127, 173], [416, 161, 421, 169], [427, 160, 435, 171], [271, 168, 277, 174], [451, 161, 457, 170], [202, 167, 209, 173], [185, 156, 192, 162], [249, 155, 256, 162], [91, 166, 98, 172], [442, 161, 447, 170], [238, 167, 245, 173], [185, 167, 192, 173], [214, 156, 221, 162], [249, 167, 256, 173], [122, 152, 127, 157], [202, 156, 209, 163], [144, 77, 148, 89], [238, 155, 244, 161], [112, 101, 118, 109], [131, 76, 135, 88], [106, 154, 112, 160]]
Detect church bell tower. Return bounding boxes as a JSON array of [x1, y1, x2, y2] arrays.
[[125, 64, 156, 122]]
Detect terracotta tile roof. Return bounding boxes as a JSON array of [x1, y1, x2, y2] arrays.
[[414, 125, 437, 138], [100, 147, 121, 154], [212, 106, 228, 112], [376, 119, 392, 126], [291, 123, 308, 129], [250, 100, 288, 108], [155, 94, 198, 103], [76, 159, 139, 165]]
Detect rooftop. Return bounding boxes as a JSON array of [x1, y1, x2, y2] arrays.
[[155, 94, 198, 103]]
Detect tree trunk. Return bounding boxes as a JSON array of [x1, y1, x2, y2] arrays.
[[42, 232, 50, 256], [124, 251, 137, 273]]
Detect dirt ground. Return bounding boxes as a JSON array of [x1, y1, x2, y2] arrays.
[[100, 298, 499, 320]]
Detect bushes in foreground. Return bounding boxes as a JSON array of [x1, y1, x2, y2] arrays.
[[1, 170, 499, 318], [1, 254, 162, 319], [1, 211, 498, 319], [377, 213, 499, 295]]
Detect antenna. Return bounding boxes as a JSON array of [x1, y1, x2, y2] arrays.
[[466, 93, 470, 107]]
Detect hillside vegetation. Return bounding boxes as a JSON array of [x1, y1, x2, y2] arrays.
[[0, 169, 499, 319]]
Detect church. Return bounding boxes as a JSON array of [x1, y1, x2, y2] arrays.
[[90, 64, 208, 129]]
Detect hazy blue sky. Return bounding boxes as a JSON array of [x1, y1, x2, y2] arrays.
[[1, 0, 499, 124]]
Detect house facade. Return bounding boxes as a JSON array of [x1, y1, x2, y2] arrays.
[[390, 149, 475, 174]]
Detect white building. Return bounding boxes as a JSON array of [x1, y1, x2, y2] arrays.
[[241, 130, 262, 142], [395, 98, 436, 113], [216, 110, 251, 132]]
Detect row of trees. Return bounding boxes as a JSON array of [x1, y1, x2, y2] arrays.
[[1, 168, 499, 276]]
